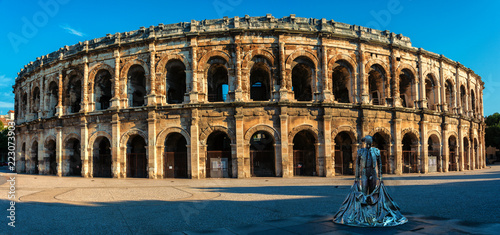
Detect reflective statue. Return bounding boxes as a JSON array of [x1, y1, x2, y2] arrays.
[[333, 135, 408, 227]]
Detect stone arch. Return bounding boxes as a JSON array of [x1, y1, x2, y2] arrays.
[[120, 128, 148, 148], [88, 131, 112, 150], [401, 128, 420, 142], [156, 54, 191, 74], [424, 72, 439, 85], [156, 126, 191, 147], [427, 130, 442, 143], [289, 124, 320, 144], [199, 125, 235, 145], [396, 63, 418, 78], [447, 131, 459, 141], [43, 134, 57, 148], [368, 127, 392, 143], [244, 124, 280, 143], [120, 58, 150, 79], [285, 50, 319, 70], [30, 136, 40, 150], [89, 62, 115, 84], [198, 50, 233, 71], [63, 133, 81, 146], [364, 58, 390, 75], [332, 125, 358, 143], [243, 49, 276, 69], [328, 54, 357, 72]]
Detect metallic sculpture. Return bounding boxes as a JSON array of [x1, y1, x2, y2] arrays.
[[333, 135, 408, 227]]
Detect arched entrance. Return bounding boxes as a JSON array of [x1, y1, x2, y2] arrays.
[[373, 132, 390, 174], [448, 136, 458, 171], [45, 140, 57, 175], [402, 133, 419, 173], [250, 131, 275, 177], [66, 138, 81, 176], [293, 130, 316, 176], [31, 141, 39, 174], [127, 135, 147, 178], [206, 131, 232, 178], [474, 138, 479, 169], [21, 143, 26, 173], [164, 133, 188, 178], [463, 137, 470, 170], [428, 135, 441, 172], [334, 131, 354, 175], [93, 137, 112, 177]]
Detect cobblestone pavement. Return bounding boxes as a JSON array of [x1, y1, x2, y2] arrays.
[[1, 165, 499, 234]]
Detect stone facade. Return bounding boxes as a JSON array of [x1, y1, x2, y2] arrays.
[[13, 15, 486, 179]]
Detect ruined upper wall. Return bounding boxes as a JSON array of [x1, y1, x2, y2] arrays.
[[17, 14, 415, 79]]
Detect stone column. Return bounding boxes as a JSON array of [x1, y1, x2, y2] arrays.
[[38, 75, 44, 118], [147, 43, 157, 105], [391, 47, 400, 107], [56, 71, 63, 116], [147, 110, 156, 178], [420, 119, 428, 173], [321, 40, 332, 102], [37, 131, 43, 175], [358, 43, 369, 104], [458, 122, 464, 171], [323, 111, 333, 177], [111, 49, 121, 109], [280, 107, 290, 177], [235, 108, 245, 178], [234, 37, 243, 101], [190, 108, 200, 178], [111, 113, 121, 178], [439, 58, 446, 112], [56, 126, 63, 176], [82, 56, 89, 112], [455, 65, 461, 115], [189, 37, 199, 103], [393, 118, 402, 174], [315, 142, 322, 176], [80, 116, 89, 177], [279, 35, 289, 101], [418, 52, 425, 108]]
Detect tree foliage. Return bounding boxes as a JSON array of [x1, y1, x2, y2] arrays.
[[485, 113, 500, 149]]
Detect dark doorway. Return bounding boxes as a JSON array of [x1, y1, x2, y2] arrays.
[[32, 141, 39, 174], [332, 61, 351, 103], [206, 131, 232, 178], [46, 140, 57, 175], [449, 136, 458, 171], [95, 69, 112, 110], [428, 135, 441, 172], [250, 131, 275, 177], [93, 137, 112, 177], [127, 65, 146, 107], [67, 138, 81, 176], [164, 133, 188, 178], [293, 130, 316, 176], [127, 135, 147, 178], [463, 137, 470, 170], [250, 62, 271, 101], [373, 132, 389, 174], [166, 60, 186, 104], [334, 132, 354, 175], [207, 58, 229, 102], [402, 133, 418, 173]]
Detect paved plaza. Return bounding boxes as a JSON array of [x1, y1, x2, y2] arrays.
[[1, 165, 500, 234]]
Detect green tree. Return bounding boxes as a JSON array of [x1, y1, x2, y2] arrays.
[[485, 113, 500, 149]]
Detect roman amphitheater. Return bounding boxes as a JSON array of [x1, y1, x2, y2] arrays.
[[14, 15, 485, 179]]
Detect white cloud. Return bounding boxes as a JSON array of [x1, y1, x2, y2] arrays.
[[60, 24, 86, 37], [0, 101, 14, 108], [0, 75, 14, 87]]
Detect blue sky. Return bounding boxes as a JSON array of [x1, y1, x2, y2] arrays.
[[1, 0, 499, 116]]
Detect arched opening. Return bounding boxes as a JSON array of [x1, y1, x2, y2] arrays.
[[32, 87, 40, 117], [332, 60, 351, 103], [445, 80, 454, 111], [206, 131, 232, 178], [207, 57, 229, 102], [127, 65, 146, 107], [164, 133, 188, 178], [292, 57, 314, 101], [127, 135, 147, 178], [45, 140, 57, 175], [65, 75, 82, 113], [21, 92, 28, 118], [373, 132, 390, 174], [334, 131, 354, 175], [474, 139, 479, 169], [31, 141, 39, 174], [399, 69, 414, 108], [21, 143, 26, 173], [92, 137, 112, 178], [250, 62, 271, 101], [250, 131, 275, 177], [463, 137, 470, 170], [293, 130, 316, 176], [425, 74, 437, 110], [166, 60, 186, 104], [66, 138, 81, 176], [402, 133, 419, 173], [94, 69, 112, 110], [448, 136, 458, 171], [460, 85, 467, 113], [428, 135, 441, 172], [368, 64, 386, 105], [47, 81, 58, 116]]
